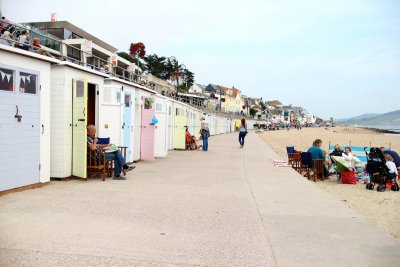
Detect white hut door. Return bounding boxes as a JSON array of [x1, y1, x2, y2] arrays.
[[72, 78, 87, 179], [0, 70, 40, 191]]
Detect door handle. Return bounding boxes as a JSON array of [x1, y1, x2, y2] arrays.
[[78, 119, 85, 122], [122, 122, 125, 129], [42, 124, 44, 134], [14, 105, 22, 122], [83, 108, 85, 116]]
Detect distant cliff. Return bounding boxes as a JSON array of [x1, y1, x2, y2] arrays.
[[336, 110, 400, 126]]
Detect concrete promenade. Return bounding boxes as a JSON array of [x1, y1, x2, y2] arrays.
[[1, 132, 399, 266]]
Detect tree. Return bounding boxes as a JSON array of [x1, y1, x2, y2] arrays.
[[180, 69, 194, 92], [117, 52, 138, 65], [142, 54, 168, 78], [250, 108, 257, 116]]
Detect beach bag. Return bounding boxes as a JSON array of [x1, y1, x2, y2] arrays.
[[341, 171, 357, 184]]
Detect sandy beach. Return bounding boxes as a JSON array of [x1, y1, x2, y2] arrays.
[[258, 126, 400, 239]]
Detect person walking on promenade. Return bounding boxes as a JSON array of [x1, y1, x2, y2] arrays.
[[200, 117, 209, 151], [238, 118, 248, 148]]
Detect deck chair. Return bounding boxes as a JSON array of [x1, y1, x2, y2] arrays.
[[328, 145, 369, 163], [97, 137, 110, 145], [87, 147, 108, 181], [312, 159, 325, 182], [91, 137, 128, 177], [287, 146, 301, 172], [300, 152, 313, 179]]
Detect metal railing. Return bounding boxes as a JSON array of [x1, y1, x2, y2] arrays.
[[0, 19, 256, 118]]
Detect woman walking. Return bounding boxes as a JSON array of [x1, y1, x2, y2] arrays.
[[238, 118, 247, 148], [200, 117, 210, 151]]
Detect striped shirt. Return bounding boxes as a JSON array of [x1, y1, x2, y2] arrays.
[[87, 136, 102, 163]]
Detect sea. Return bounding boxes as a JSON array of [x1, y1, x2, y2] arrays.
[[362, 125, 400, 134]]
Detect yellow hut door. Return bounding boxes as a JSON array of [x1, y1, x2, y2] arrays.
[[173, 107, 186, 149], [72, 78, 88, 178]]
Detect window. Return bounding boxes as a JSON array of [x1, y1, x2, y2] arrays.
[[156, 103, 163, 112], [67, 46, 81, 61], [19, 72, 38, 94], [103, 88, 111, 102], [116, 92, 121, 103], [44, 28, 63, 39], [0, 67, 14, 92], [63, 28, 72, 39], [125, 94, 131, 107], [75, 80, 84, 97]]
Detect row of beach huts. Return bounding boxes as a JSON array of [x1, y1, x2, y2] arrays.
[[0, 44, 257, 192]]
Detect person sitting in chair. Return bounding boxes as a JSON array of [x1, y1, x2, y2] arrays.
[[185, 126, 198, 150], [87, 124, 134, 180], [342, 147, 361, 164], [307, 138, 330, 177], [381, 147, 400, 173], [385, 154, 399, 184]]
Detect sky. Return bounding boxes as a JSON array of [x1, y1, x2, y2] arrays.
[[2, 0, 400, 119]]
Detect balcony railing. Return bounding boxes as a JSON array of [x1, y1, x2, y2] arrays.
[[1, 19, 256, 118]]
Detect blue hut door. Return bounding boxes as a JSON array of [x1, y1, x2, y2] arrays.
[[123, 93, 132, 162]]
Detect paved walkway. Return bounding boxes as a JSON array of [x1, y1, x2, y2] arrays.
[[1, 132, 399, 266]]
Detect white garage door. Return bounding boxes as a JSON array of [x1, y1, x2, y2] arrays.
[[0, 66, 40, 191]]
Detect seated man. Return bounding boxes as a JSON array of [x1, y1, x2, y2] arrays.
[[87, 124, 134, 180]]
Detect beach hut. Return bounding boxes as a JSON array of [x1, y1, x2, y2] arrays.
[[194, 111, 202, 139], [166, 99, 174, 151], [154, 95, 169, 157], [226, 118, 232, 133], [187, 108, 196, 138], [102, 78, 137, 162], [50, 62, 108, 179], [172, 101, 186, 149], [0, 45, 57, 191], [131, 86, 157, 161]]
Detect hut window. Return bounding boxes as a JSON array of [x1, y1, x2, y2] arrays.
[[75, 80, 84, 97], [125, 94, 131, 107], [116, 91, 121, 103], [175, 108, 180, 116], [168, 106, 171, 115], [20, 72, 38, 94], [103, 88, 111, 102], [0, 67, 14, 92]]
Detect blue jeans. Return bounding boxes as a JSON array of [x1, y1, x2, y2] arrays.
[[239, 132, 246, 146], [202, 133, 208, 151], [106, 150, 125, 176]]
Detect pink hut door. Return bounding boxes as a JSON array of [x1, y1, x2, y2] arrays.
[[140, 96, 155, 160]]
